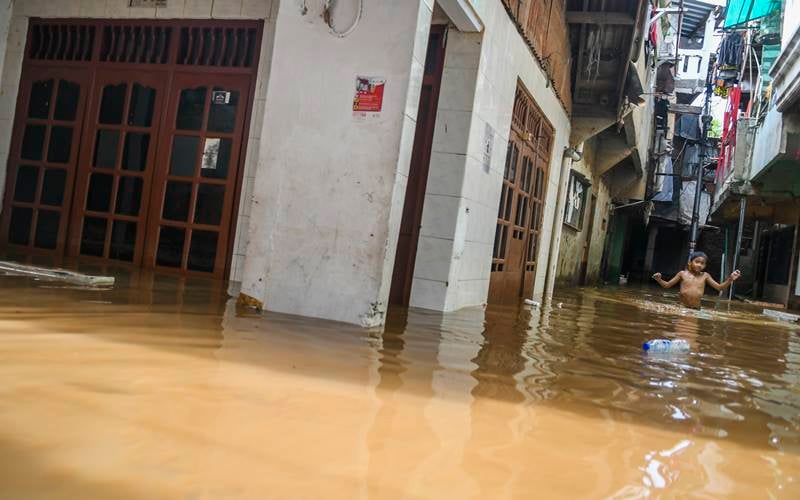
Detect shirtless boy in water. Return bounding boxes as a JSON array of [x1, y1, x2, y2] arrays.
[[652, 251, 741, 309]]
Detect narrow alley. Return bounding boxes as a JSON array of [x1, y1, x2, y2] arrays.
[[0, 268, 799, 497], [1, 0, 800, 497]]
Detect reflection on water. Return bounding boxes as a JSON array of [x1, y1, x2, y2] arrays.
[[0, 272, 799, 498]]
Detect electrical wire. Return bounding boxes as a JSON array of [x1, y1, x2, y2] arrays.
[[324, 0, 364, 38]]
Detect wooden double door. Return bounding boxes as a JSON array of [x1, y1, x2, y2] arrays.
[[0, 20, 260, 278], [488, 83, 553, 304]]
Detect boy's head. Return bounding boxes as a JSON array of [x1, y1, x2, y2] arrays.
[[688, 251, 708, 272]]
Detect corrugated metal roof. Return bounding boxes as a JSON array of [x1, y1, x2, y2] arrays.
[[680, 0, 716, 37]]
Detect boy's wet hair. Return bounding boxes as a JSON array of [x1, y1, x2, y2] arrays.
[[688, 251, 708, 262]]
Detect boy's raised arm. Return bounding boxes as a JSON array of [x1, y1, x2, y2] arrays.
[[652, 271, 682, 289], [706, 270, 741, 291]]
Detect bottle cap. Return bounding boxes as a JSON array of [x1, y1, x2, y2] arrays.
[[642, 342, 650, 351]]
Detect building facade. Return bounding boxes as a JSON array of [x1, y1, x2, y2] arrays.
[[0, 0, 651, 326], [710, 0, 800, 308]]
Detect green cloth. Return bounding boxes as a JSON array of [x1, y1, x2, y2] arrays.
[[724, 0, 781, 29]]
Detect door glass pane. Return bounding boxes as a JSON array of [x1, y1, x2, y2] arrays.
[[99, 83, 127, 124], [194, 184, 224, 225], [156, 226, 186, 267], [188, 230, 218, 272], [115, 176, 143, 216], [121, 133, 150, 171], [13, 165, 38, 203], [54, 80, 80, 121], [41, 168, 67, 206], [163, 181, 192, 221], [21, 124, 46, 161], [200, 138, 231, 179], [80, 216, 107, 256], [34, 210, 60, 250], [207, 88, 239, 133], [94, 130, 119, 169], [28, 79, 54, 119], [9, 207, 33, 245], [176, 87, 207, 130], [47, 126, 73, 163], [128, 84, 156, 127], [170, 136, 199, 176], [109, 220, 136, 262], [86, 173, 113, 212]]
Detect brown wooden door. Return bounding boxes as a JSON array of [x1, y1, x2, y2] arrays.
[[390, 25, 447, 306], [68, 69, 167, 264], [143, 72, 251, 278], [0, 67, 90, 253], [489, 83, 552, 304]]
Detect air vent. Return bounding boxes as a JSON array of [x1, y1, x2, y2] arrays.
[[177, 27, 258, 67], [28, 23, 96, 61], [99, 25, 172, 64]]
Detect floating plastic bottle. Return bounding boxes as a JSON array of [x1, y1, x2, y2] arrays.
[[642, 339, 690, 354]]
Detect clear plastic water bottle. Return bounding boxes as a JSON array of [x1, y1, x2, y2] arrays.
[[642, 339, 690, 353]]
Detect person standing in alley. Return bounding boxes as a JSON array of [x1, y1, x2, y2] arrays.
[[652, 251, 741, 309]]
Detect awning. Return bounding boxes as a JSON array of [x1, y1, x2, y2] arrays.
[[724, 0, 780, 29]]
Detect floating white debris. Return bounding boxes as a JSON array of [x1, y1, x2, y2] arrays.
[[523, 299, 540, 307], [0, 261, 114, 287], [763, 309, 800, 323]]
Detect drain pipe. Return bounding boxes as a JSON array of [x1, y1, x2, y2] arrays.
[[543, 146, 580, 297]]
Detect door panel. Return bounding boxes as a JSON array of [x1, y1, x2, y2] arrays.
[[144, 73, 251, 278], [1, 68, 90, 253], [68, 70, 167, 265], [489, 84, 553, 304]]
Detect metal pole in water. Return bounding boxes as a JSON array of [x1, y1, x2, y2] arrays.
[[689, 54, 717, 255], [729, 197, 747, 300], [720, 227, 728, 297]]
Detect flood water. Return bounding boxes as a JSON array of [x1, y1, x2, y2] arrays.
[[1, 268, 799, 498]]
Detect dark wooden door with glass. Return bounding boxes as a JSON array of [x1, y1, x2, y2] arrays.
[[488, 83, 553, 304], [0, 19, 262, 279], [0, 68, 90, 254], [143, 73, 250, 277], [68, 70, 167, 266]]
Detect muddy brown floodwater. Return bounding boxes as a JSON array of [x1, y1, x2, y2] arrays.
[[1, 268, 799, 498]]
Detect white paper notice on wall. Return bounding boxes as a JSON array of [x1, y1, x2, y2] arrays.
[[202, 138, 221, 170], [482, 123, 494, 173], [130, 0, 167, 7]]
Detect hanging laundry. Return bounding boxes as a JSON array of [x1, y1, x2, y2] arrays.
[[653, 156, 674, 202], [682, 144, 700, 177], [679, 181, 711, 226], [718, 33, 744, 69], [656, 62, 675, 94], [675, 114, 701, 141]]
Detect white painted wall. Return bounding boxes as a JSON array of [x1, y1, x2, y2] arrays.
[[240, 0, 431, 326], [408, 0, 571, 311], [783, 0, 800, 51], [0, 0, 276, 275], [0, 1, 11, 91]]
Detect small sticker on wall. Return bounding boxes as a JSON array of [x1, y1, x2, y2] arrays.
[[202, 138, 221, 170], [353, 76, 385, 120], [212, 91, 231, 105], [482, 123, 495, 173]]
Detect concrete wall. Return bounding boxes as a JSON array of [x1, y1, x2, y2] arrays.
[[406, 0, 571, 311], [0, 0, 277, 269], [555, 139, 611, 286], [0, 1, 11, 94], [240, 0, 431, 326], [783, 0, 800, 51]]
